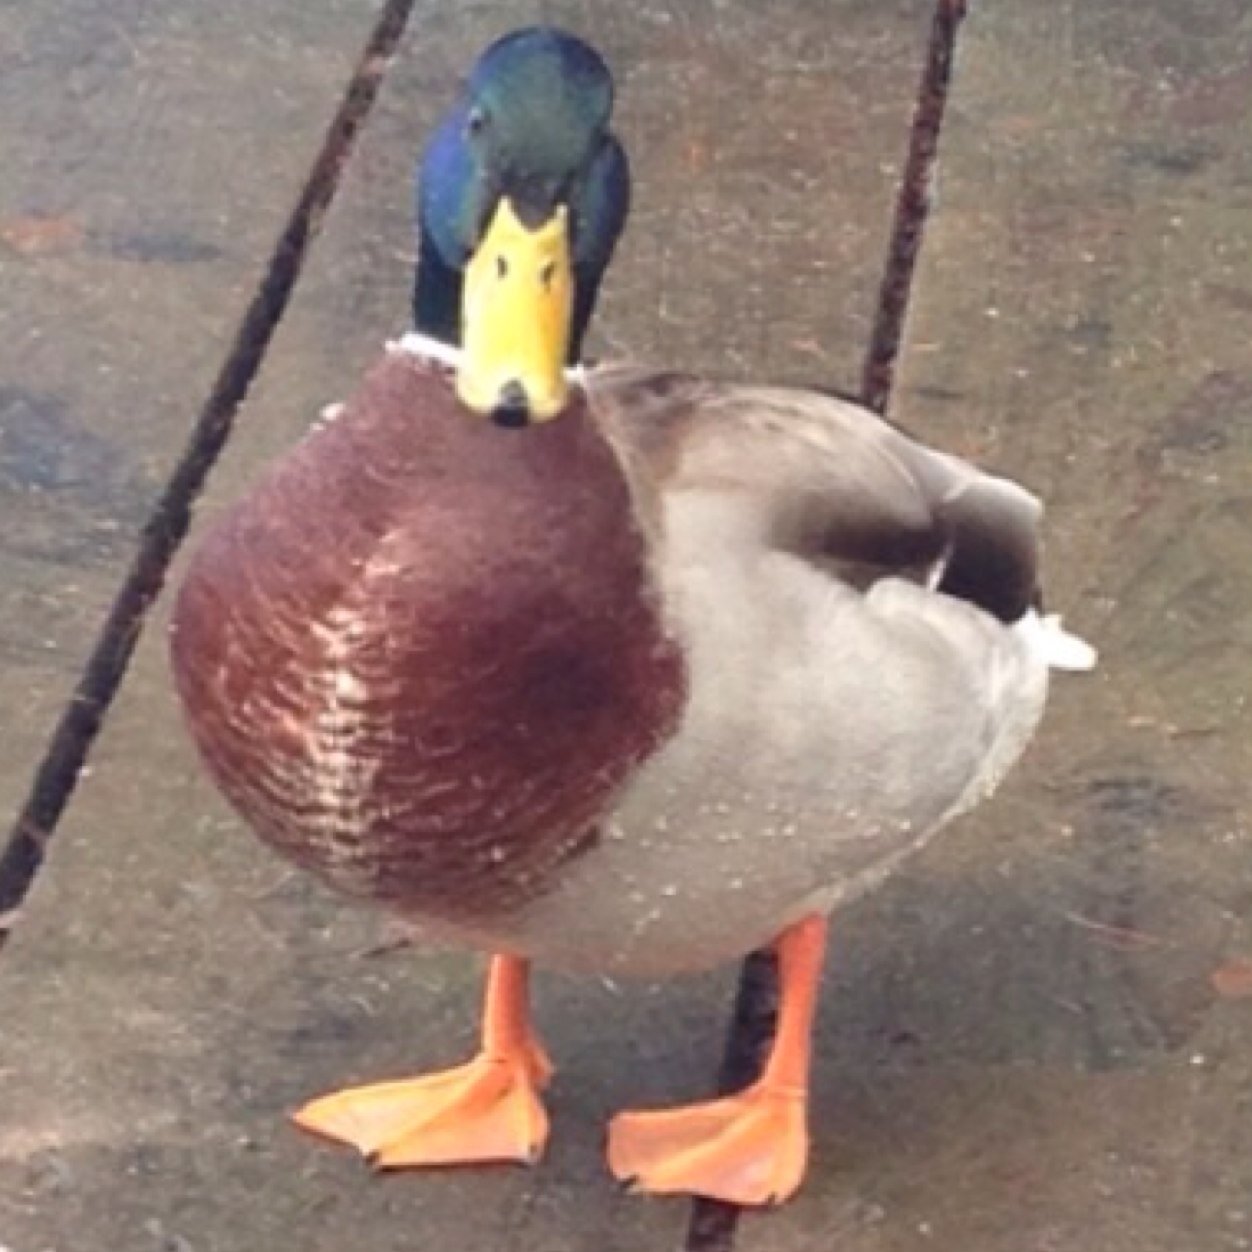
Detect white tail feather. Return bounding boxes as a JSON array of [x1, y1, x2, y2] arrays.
[[1017, 610, 1098, 672]]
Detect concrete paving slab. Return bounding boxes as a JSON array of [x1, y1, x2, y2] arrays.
[[748, 0, 1252, 1247], [0, 0, 388, 832], [0, 3, 935, 1251]]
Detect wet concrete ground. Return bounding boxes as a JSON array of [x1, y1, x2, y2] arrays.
[[0, 0, 378, 878], [3, 0, 1252, 1249]]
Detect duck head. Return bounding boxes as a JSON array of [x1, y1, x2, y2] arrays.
[[413, 27, 630, 425]]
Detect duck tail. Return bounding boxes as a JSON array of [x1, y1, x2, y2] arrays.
[[1016, 609, 1098, 672]]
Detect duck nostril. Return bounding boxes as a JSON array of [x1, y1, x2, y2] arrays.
[[492, 380, 530, 429]]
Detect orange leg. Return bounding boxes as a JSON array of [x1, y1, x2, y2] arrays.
[[294, 955, 551, 1169], [608, 915, 827, 1206]]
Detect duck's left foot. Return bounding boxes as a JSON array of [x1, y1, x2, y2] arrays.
[[610, 914, 830, 1206], [607, 1081, 808, 1206]]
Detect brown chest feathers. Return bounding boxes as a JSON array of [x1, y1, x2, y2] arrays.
[[170, 353, 687, 920]]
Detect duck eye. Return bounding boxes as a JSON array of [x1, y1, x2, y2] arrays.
[[466, 107, 488, 138], [496, 254, 508, 279], [539, 260, 556, 290]]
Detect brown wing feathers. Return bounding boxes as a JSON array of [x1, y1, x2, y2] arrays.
[[590, 369, 1043, 625]]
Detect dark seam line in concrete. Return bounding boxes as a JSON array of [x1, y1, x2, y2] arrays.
[[0, 0, 418, 944], [684, 3, 969, 1246], [684, 949, 782, 1251], [861, 0, 969, 416]]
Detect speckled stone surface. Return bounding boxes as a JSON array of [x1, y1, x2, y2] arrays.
[[0, 0, 379, 836]]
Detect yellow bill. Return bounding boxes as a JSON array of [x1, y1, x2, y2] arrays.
[[457, 197, 574, 422]]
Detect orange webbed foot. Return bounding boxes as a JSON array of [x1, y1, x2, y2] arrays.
[[294, 955, 551, 1170], [609, 915, 829, 1207], [294, 1038, 552, 1169], [607, 1081, 808, 1206]]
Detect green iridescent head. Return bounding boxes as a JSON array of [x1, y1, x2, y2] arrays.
[[414, 27, 630, 421]]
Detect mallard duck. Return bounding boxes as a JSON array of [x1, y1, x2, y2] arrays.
[[169, 26, 1094, 1207]]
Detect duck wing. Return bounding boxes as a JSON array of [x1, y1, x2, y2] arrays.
[[585, 366, 1042, 624]]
